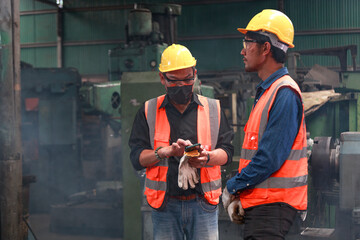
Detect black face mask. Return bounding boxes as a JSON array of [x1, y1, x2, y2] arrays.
[[166, 85, 193, 105]]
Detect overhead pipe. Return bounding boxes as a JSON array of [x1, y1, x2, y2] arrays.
[[23, 0, 253, 15], [20, 27, 360, 50]]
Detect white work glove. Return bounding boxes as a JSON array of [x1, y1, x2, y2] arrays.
[[227, 199, 245, 224], [178, 155, 199, 190], [221, 187, 232, 210]]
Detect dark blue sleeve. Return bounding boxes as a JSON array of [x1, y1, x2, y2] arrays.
[[226, 87, 302, 194]]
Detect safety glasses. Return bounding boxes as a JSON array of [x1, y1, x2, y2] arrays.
[[242, 39, 261, 49], [162, 67, 195, 85]]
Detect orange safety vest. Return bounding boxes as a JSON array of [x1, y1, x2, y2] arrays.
[[239, 75, 308, 210], [144, 94, 222, 209]]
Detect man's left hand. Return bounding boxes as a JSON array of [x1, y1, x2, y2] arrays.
[[228, 199, 245, 224], [188, 146, 208, 168]]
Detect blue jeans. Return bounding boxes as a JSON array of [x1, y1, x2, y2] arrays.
[[152, 196, 219, 240]]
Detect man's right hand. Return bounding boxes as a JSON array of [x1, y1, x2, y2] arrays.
[[221, 187, 235, 210], [161, 139, 192, 158], [140, 139, 192, 167]]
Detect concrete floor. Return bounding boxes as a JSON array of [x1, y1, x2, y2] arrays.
[[28, 214, 122, 240]]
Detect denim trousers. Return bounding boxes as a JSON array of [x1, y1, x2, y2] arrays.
[[151, 196, 219, 240]]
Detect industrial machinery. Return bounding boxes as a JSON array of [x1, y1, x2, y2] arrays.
[[285, 46, 360, 240], [21, 66, 82, 213], [307, 133, 360, 240]]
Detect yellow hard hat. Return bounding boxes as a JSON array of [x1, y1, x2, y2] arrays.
[[159, 44, 197, 72], [237, 9, 294, 48]]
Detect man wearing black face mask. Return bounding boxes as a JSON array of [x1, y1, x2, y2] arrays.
[[128, 44, 234, 240]]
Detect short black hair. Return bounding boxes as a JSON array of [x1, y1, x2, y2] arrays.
[[246, 31, 287, 64]]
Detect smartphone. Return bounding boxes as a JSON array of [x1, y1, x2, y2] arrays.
[[185, 143, 201, 152]]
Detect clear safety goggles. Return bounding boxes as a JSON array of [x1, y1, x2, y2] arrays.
[[162, 67, 195, 85], [242, 38, 261, 49]]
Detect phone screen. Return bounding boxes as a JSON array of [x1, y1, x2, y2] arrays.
[[185, 143, 201, 152]]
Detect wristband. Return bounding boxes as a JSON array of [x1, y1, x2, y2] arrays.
[[155, 146, 164, 161]]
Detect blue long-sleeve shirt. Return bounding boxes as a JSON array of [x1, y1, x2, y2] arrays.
[[226, 67, 303, 195]]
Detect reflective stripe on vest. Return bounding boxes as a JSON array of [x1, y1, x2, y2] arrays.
[[144, 94, 222, 208], [197, 95, 222, 205], [239, 75, 308, 210]]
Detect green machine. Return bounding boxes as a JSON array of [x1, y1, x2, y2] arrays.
[[79, 2, 183, 126], [79, 81, 122, 133], [302, 72, 360, 240]]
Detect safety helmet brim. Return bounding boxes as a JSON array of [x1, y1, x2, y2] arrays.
[[237, 28, 294, 48], [237, 28, 248, 35], [160, 62, 196, 73]]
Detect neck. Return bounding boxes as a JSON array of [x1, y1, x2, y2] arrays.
[[258, 63, 283, 81]]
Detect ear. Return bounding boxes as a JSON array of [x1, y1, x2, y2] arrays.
[[159, 72, 166, 86], [194, 68, 198, 82], [262, 42, 272, 55]]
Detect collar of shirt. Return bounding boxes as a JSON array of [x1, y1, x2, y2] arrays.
[[159, 93, 203, 109], [254, 67, 289, 104]]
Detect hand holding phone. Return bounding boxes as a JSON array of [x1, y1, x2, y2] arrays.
[[184, 143, 201, 157]]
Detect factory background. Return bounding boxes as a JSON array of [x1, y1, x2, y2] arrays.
[[1, 0, 360, 239], [20, 0, 360, 75]]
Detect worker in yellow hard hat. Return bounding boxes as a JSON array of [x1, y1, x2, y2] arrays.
[[129, 44, 234, 240], [222, 9, 308, 239]]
